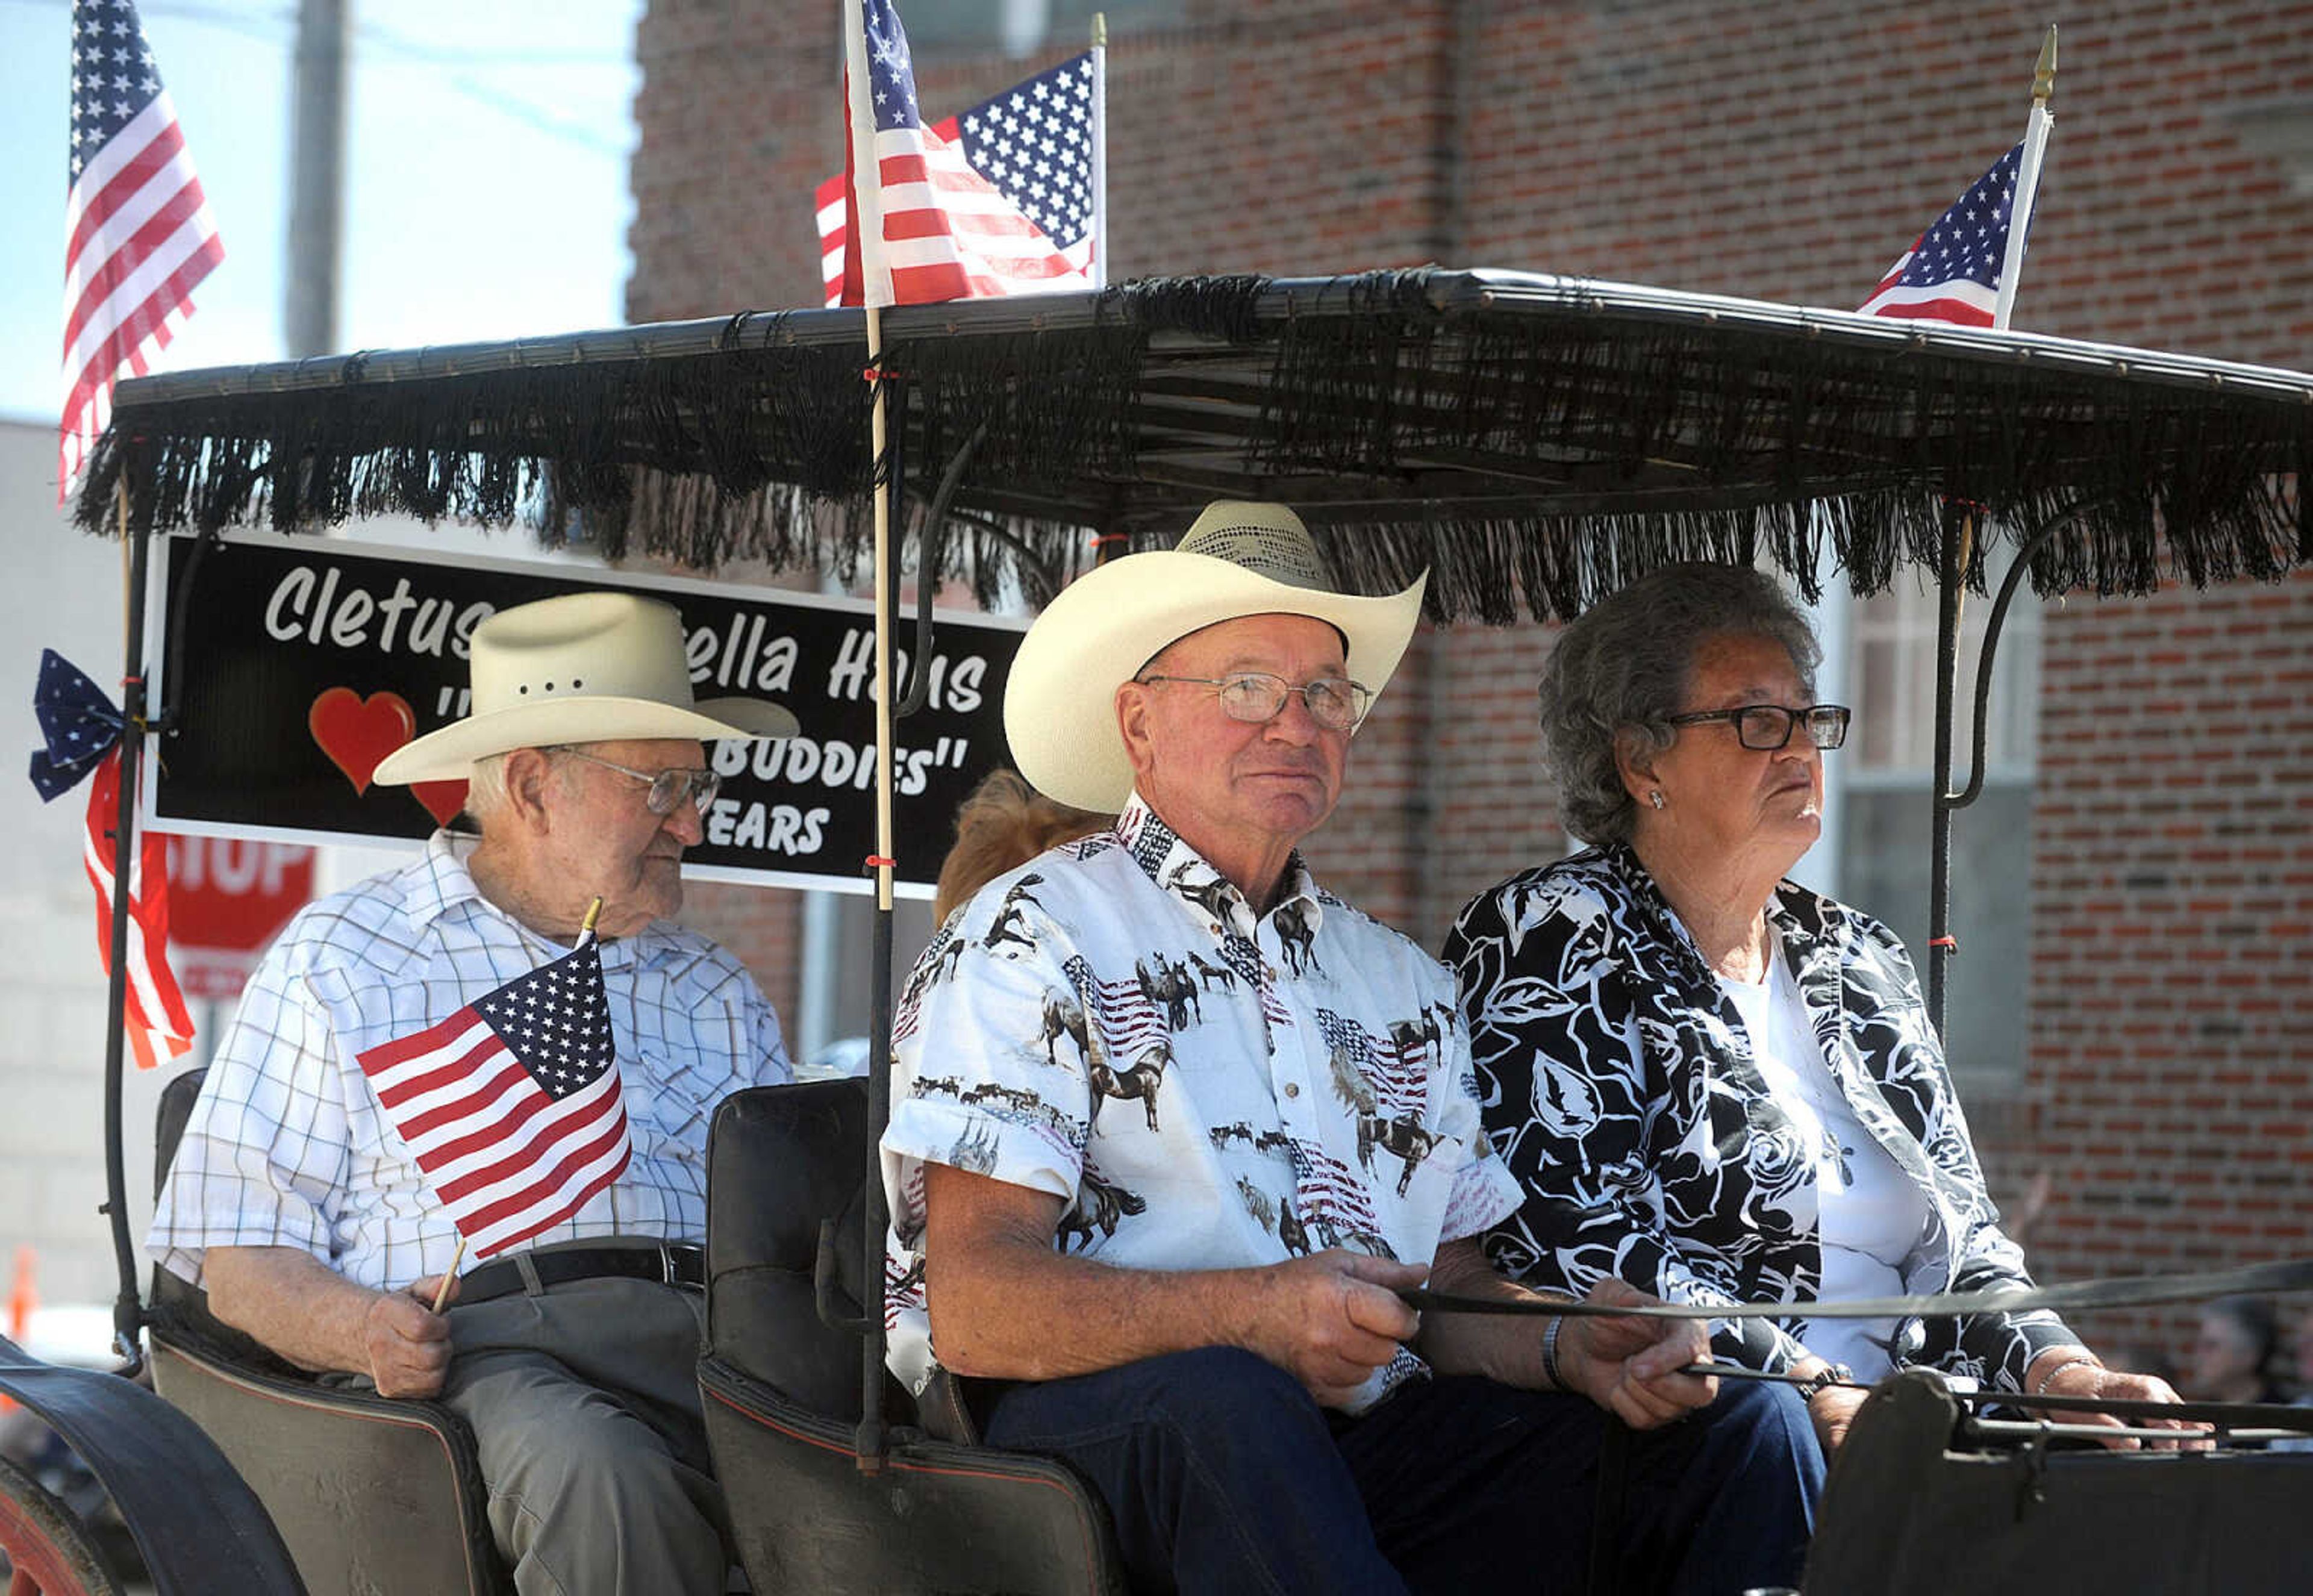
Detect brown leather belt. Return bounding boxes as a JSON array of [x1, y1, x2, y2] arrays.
[[456, 1242, 707, 1305]]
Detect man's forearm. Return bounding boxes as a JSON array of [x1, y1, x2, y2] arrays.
[[1416, 1239, 1552, 1389], [928, 1235, 1269, 1380], [201, 1245, 394, 1378]]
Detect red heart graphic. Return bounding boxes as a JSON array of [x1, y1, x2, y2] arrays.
[[412, 779, 470, 828], [308, 688, 416, 795]]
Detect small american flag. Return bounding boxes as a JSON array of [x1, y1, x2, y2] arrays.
[[357, 928, 632, 1259], [834, 0, 1096, 308], [1857, 142, 2025, 327], [60, 0, 225, 501]]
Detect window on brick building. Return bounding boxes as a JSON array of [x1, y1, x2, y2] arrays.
[[903, 0, 1184, 54], [1836, 544, 2042, 1092]]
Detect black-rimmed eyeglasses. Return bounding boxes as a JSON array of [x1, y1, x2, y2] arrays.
[[1135, 672, 1373, 732], [1663, 704, 1851, 752], [549, 746, 722, 815]]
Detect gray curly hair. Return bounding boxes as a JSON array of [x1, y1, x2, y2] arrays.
[[1538, 564, 1821, 845]]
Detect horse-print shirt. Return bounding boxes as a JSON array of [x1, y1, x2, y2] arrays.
[[1444, 843, 2076, 1394], [881, 791, 1522, 1413]]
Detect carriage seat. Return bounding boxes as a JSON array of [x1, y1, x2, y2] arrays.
[[147, 1067, 510, 1596], [698, 1079, 1127, 1595]]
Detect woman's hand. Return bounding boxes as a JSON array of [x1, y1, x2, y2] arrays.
[[1559, 1277, 1718, 1429], [2025, 1347, 2208, 1451]]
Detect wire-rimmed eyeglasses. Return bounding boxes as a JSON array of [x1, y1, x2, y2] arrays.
[[550, 746, 723, 815], [1662, 704, 1851, 752], [1134, 672, 1373, 732]]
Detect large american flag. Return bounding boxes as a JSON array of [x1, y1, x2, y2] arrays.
[[60, 0, 224, 502], [1856, 142, 2025, 327], [357, 930, 632, 1259], [832, 0, 1097, 307]]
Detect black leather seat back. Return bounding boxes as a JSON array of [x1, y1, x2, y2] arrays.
[[151, 1068, 293, 1375], [704, 1077, 881, 1419], [1807, 1370, 2313, 1594], [699, 1080, 1128, 1595], [148, 1065, 508, 1595]]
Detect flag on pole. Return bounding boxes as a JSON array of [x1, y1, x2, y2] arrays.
[[30, 648, 194, 1073], [60, 0, 226, 502], [1856, 143, 2028, 328], [81, 750, 195, 1073], [831, 0, 1097, 307], [356, 929, 632, 1259]]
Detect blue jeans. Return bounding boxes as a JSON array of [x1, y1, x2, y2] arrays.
[[983, 1347, 1821, 1596]]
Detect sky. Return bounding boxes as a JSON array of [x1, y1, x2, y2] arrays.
[[0, 0, 645, 441]]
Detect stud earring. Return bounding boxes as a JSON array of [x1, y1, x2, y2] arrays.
[[1648, 790, 1665, 810]]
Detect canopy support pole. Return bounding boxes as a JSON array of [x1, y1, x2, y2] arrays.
[[101, 478, 152, 1373]]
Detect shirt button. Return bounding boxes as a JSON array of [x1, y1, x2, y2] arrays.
[[1210, 923, 1223, 934], [1284, 1082, 1300, 1099]]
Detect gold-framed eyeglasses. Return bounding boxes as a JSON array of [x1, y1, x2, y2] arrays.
[[1663, 704, 1851, 752], [1135, 672, 1373, 732], [549, 746, 722, 814]]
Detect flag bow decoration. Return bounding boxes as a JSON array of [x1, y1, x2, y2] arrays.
[[357, 917, 632, 1260], [30, 648, 194, 1071]]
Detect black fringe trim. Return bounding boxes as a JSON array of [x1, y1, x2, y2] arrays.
[[75, 270, 2309, 625]]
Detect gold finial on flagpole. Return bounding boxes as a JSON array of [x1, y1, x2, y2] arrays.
[[1093, 11, 1106, 49], [2032, 24, 2058, 107], [581, 897, 605, 937]]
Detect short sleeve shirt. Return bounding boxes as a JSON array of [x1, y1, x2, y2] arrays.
[[148, 832, 794, 1291], [881, 793, 1523, 1414]]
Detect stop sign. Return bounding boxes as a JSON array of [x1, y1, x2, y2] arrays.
[[163, 837, 316, 1002]]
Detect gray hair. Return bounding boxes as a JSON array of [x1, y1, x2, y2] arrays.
[[1538, 564, 1821, 845], [460, 752, 517, 828]]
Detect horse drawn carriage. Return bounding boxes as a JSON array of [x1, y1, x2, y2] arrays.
[[2, 266, 2311, 1592]]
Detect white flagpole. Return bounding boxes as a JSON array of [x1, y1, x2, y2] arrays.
[[1090, 12, 1108, 288], [841, 0, 897, 915], [1992, 26, 2057, 331]]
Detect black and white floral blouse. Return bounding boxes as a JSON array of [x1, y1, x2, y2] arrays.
[[1444, 843, 2077, 1394]]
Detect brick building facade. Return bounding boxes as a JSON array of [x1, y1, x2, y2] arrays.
[[632, 1, 2312, 1359]]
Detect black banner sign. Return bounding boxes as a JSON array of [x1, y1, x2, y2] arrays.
[[146, 533, 1025, 894]]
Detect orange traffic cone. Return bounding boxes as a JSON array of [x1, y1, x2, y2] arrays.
[[1, 1245, 31, 1411], [5, 1246, 32, 1342]]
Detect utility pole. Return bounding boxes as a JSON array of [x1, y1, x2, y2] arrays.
[[286, 0, 348, 357]]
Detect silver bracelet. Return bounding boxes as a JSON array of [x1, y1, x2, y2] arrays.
[[2032, 1354, 2102, 1396], [1541, 1315, 1567, 1392]]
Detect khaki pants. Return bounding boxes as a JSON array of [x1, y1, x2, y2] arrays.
[[440, 1274, 728, 1596]]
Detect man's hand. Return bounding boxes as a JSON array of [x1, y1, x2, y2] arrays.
[[366, 1274, 458, 1398], [1557, 1277, 1717, 1429], [204, 1245, 464, 1397], [1240, 1250, 1428, 1407]]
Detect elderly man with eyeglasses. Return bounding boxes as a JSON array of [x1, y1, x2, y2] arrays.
[[151, 591, 799, 1593], [880, 504, 1821, 1596]]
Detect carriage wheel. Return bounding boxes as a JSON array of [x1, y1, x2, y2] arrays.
[[0, 1456, 122, 1596]]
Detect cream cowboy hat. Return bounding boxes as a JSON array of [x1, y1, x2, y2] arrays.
[[372, 591, 798, 784], [1004, 502, 1426, 811]]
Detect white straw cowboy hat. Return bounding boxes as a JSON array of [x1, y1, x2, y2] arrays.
[[1005, 502, 1426, 811], [373, 591, 798, 784]]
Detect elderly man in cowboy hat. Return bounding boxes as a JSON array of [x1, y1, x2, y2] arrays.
[[881, 504, 1823, 1595], [151, 590, 798, 1594]]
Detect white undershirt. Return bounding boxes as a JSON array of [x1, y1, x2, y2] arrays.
[[1718, 934, 1929, 1381]]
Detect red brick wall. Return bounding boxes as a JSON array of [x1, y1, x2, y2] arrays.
[[631, 0, 2313, 1376], [2029, 570, 2313, 1352]]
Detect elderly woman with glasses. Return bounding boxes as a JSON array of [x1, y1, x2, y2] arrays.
[[1444, 563, 2190, 1451]]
